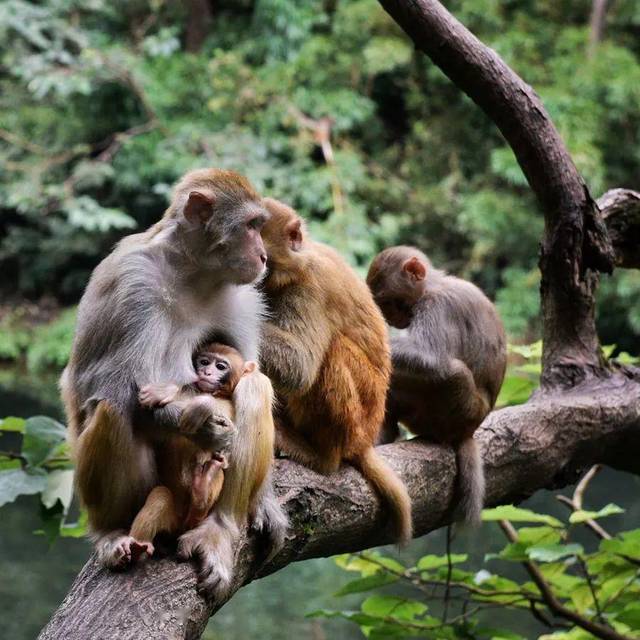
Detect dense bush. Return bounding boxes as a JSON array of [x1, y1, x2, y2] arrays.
[[1, 0, 639, 345]]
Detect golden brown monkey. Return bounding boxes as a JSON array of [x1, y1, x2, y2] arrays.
[[367, 246, 507, 525], [125, 343, 256, 559], [61, 169, 287, 594], [259, 198, 412, 544]]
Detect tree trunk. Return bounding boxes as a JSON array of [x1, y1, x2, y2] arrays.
[[38, 376, 640, 640], [588, 0, 608, 58], [184, 0, 213, 53]]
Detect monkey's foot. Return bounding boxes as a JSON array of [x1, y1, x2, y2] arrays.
[[177, 519, 234, 599], [250, 496, 288, 556], [97, 533, 152, 569]]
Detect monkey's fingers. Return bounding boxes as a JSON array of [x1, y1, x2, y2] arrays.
[[130, 539, 154, 561], [138, 387, 160, 407]]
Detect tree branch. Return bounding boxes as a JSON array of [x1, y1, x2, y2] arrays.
[[598, 189, 640, 269], [39, 373, 640, 640], [376, 0, 616, 386]]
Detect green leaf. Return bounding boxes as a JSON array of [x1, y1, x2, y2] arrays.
[[416, 553, 468, 570], [35, 500, 64, 544], [569, 503, 624, 524], [495, 376, 536, 407], [334, 572, 398, 596], [0, 468, 47, 507], [616, 603, 640, 628], [22, 416, 67, 467], [0, 458, 21, 471], [482, 505, 563, 527], [361, 595, 427, 620], [60, 510, 88, 538], [335, 552, 405, 576], [601, 530, 640, 560], [527, 543, 583, 562], [0, 416, 26, 433]]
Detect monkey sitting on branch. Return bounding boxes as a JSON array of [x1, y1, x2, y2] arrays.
[[259, 198, 413, 544], [367, 246, 507, 525], [121, 343, 256, 561], [62, 168, 287, 594]]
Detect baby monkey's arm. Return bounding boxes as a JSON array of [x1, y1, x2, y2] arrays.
[[139, 383, 234, 450]]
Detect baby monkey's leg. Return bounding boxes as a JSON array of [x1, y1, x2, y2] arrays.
[[129, 486, 180, 558]]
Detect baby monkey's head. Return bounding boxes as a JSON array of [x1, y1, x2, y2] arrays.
[[193, 342, 256, 396], [367, 246, 430, 330]]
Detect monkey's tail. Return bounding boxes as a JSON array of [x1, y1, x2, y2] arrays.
[[352, 447, 413, 545], [455, 437, 485, 526]]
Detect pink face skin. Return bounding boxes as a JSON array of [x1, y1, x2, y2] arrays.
[[194, 352, 230, 394]]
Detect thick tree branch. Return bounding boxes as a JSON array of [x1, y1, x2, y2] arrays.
[[376, 0, 616, 386], [39, 373, 640, 640], [598, 189, 640, 269]]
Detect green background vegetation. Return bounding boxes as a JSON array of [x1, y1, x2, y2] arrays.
[[1, 0, 639, 638]]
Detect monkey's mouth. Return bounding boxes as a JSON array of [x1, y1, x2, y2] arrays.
[[195, 379, 221, 393]]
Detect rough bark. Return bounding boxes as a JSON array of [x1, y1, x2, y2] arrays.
[[184, 0, 213, 53], [39, 372, 640, 640], [598, 189, 640, 269], [588, 0, 608, 59], [377, 0, 616, 386]]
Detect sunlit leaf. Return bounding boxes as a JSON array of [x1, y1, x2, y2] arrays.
[[569, 503, 624, 524], [0, 416, 26, 433], [526, 543, 583, 562], [482, 506, 563, 527]]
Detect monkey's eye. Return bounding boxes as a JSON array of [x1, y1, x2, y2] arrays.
[[198, 357, 210, 367], [215, 360, 229, 371], [247, 216, 266, 231]]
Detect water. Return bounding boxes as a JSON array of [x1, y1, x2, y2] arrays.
[[1, 373, 638, 639]]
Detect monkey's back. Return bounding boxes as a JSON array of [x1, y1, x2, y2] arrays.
[[412, 273, 507, 407], [283, 241, 392, 459]]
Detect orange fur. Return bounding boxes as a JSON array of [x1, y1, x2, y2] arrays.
[[260, 198, 412, 544]]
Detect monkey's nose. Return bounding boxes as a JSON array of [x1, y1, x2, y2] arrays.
[[260, 252, 267, 265]]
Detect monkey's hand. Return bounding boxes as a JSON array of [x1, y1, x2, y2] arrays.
[[179, 396, 236, 451], [138, 383, 180, 407]]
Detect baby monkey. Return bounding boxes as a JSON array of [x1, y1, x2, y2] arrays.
[[127, 343, 255, 559], [367, 246, 506, 525]]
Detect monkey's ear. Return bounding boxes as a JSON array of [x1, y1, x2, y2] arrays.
[[286, 219, 303, 252], [402, 256, 427, 282], [184, 191, 215, 225], [242, 361, 257, 376]]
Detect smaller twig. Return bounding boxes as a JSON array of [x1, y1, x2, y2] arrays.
[[443, 525, 454, 622], [574, 465, 602, 509], [499, 520, 632, 640], [577, 555, 605, 624]]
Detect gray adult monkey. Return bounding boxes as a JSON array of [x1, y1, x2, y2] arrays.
[[367, 246, 506, 526], [61, 168, 287, 595]]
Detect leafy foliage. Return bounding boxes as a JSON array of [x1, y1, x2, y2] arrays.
[[314, 481, 640, 639], [0, 416, 85, 541], [0, 0, 639, 348]]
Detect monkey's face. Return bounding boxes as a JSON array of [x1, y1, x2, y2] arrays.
[[218, 202, 270, 285], [374, 295, 416, 329], [179, 189, 269, 285], [260, 198, 305, 287], [194, 351, 235, 395]]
